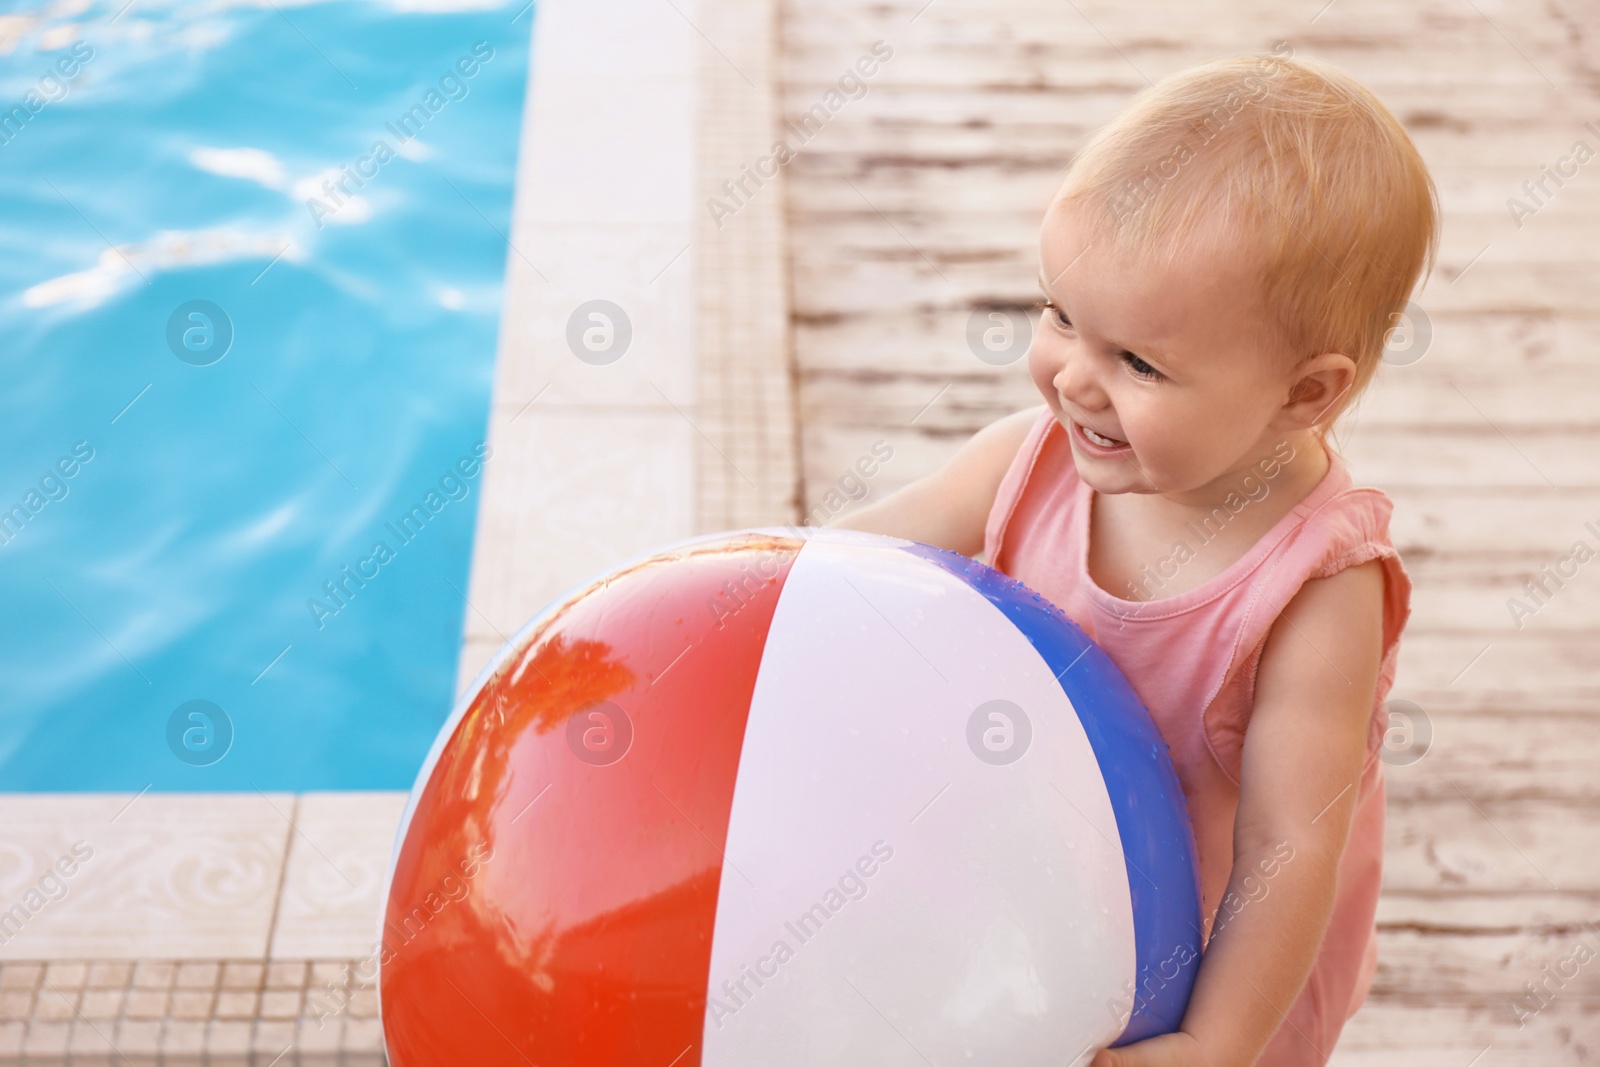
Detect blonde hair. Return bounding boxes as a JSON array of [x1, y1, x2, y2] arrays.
[[1055, 51, 1440, 427]]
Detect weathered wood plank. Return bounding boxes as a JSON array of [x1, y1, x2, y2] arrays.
[[1377, 890, 1600, 929], [1375, 708, 1600, 805], [1368, 926, 1600, 1001], [1331, 996, 1599, 1064], [1383, 794, 1600, 893]]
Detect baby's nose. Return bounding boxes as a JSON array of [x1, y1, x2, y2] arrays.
[[1054, 354, 1107, 409]]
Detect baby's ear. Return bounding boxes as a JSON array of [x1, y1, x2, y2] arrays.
[[1279, 351, 1357, 430]]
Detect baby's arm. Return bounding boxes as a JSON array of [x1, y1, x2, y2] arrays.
[[827, 405, 1043, 556], [1093, 559, 1387, 1067]]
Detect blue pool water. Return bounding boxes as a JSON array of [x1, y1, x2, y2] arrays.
[[0, 0, 532, 790]]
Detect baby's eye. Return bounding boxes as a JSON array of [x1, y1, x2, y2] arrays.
[[1035, 299, 1072, 330], [1121, 351, 1162, 381]]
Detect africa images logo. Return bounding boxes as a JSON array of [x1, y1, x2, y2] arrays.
[[306, 443, 491, 629], [304, 43, 496, 228]]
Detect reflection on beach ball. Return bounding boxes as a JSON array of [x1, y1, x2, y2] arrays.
[[379, 527, 1201, 1067]]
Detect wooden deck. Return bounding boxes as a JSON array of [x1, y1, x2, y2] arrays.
[[778, 0, 1600, 1061]]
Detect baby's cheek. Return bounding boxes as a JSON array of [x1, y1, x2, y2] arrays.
[[1151, 401, 1218, 452], [1026, 329, 1058, 399], [1127, 410, 1210, 486]]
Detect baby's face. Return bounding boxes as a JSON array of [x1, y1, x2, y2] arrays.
[[1029, 201, 1302, 500]]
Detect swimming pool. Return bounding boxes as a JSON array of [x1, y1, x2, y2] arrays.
[[0, 0, 531, 791]]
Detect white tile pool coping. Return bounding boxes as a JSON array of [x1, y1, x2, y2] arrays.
[[1, 0, 794, 1060], [455, 0, 795, 690], [0, 793, 402, 1063]]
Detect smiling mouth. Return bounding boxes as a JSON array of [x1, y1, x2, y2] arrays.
[[1073, 421, 1130, 452]]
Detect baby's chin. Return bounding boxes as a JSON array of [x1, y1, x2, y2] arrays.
[[1080, 472, 1168, 497], [1068, 442, 1166, 495]]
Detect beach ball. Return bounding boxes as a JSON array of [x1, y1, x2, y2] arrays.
[[379, 527, 1201, 1066]]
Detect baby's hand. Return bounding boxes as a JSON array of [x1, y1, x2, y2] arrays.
[[1090, 1031, 1211, 1067]]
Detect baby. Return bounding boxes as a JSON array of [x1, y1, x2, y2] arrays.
[[832, 51, 1438, 1066]]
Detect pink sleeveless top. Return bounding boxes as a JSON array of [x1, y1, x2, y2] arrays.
[[984, 409, 1411, 1065]]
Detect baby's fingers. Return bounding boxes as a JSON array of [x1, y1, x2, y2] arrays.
[[1088, 1031, 1206, 1067]]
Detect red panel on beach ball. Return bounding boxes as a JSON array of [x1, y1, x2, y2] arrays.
[[380, 533, 802, 1067]]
